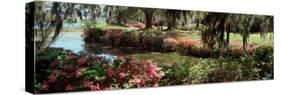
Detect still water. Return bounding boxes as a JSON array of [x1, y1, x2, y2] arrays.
[[50, 32, 117, 61]]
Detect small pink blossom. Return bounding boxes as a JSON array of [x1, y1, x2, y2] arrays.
[[48, 73, 57, 82], [42, 82, 49, 91], [75, 68, 85, 78], [83, 80, 91, 87], [108, 68, 115, 77], [119, 72, 126, 79], [90, 84, 100, 91], [77, 56, 87, 65]]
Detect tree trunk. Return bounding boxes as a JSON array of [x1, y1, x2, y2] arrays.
[[144, 10, 153, 29]]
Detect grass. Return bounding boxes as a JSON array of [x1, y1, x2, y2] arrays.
[[94, 21, 140, 31], [130, 52, 208, 66], [179, 31, 273, 47]]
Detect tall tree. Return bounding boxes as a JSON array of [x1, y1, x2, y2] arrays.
[[141, 8, 156, 29], [34, 1, 76, 51]]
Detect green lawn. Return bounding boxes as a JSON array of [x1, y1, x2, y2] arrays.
[[180, 31, 273, 47], [130, 52, 210, 66], [94, 22, 140, 31]]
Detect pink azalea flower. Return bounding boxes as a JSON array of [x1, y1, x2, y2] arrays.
[[77, 56, 87, 65], [42, 82, 49, 91], [75, 68, 85, 78], [65, 84, 74, 91], [108, 68, 115, 77], [90, 84, 100, 91], [119, 72, 126, 79], [83, 80, 91, 88], [48, 73, 57, 82]]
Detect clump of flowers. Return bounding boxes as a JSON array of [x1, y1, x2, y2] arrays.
[[178, 39, 198, 49], [162, 38, 179, 52], [178, 39, 199, 55], [35, 50, 165, 93]]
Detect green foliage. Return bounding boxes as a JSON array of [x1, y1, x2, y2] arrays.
[[160, 62, 190, 85], [254, 45, 273, 62]]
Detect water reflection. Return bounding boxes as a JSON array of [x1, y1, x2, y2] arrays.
[[50, 32, 118, 61]]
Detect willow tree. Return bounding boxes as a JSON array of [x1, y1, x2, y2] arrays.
[[34, 1, 75, 51], [202, 12, 230, 49], [231, 14, 256, 53], [103, 6, 144, 25], [165, 10, 188, 30]]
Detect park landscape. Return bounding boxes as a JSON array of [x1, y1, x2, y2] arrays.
[[26, 1, 273, 93]]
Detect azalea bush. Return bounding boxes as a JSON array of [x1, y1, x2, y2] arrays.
[[35, 49, 164, 93], [84, 28, 105, 42], [139, 31, 166, 51], [162, 38, 179, 52], [120, 31, 141, 47], [178, 39, 198, 55], [124, 22, 145, 28], [100, 29, 122, 46]]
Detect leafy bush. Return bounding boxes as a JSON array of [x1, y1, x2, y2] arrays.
[[254, 45, 273, 63], [100, 29, 122, 46], [120, 31, 141, 47], [160, 62, 190, 85], [162, 38, 179, 52], [188, 59, 218, 84], [83, 28, 105, 42], [207, 61, 243, 82], [191, 47, 213, 58], [139, 31, 165, 51]]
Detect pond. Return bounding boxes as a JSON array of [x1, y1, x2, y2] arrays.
[[50, 31, 117, 61]]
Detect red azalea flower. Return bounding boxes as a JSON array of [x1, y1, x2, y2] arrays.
[[65, 84, 74, 91], [77, 56, 87, 65], [119, 72, 126, 79], [108, 68, 115, 77], [42, 82, 49, 91], [83, 80, 91, 88], [48, 73, 57, 82]]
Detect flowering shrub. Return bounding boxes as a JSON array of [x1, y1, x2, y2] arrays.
[[124, 22, 145, 28], [162, 38, 179, 52], [178, 39, 198, 55], [100, 29, 122, 46], [35, 50, 164, 93]]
